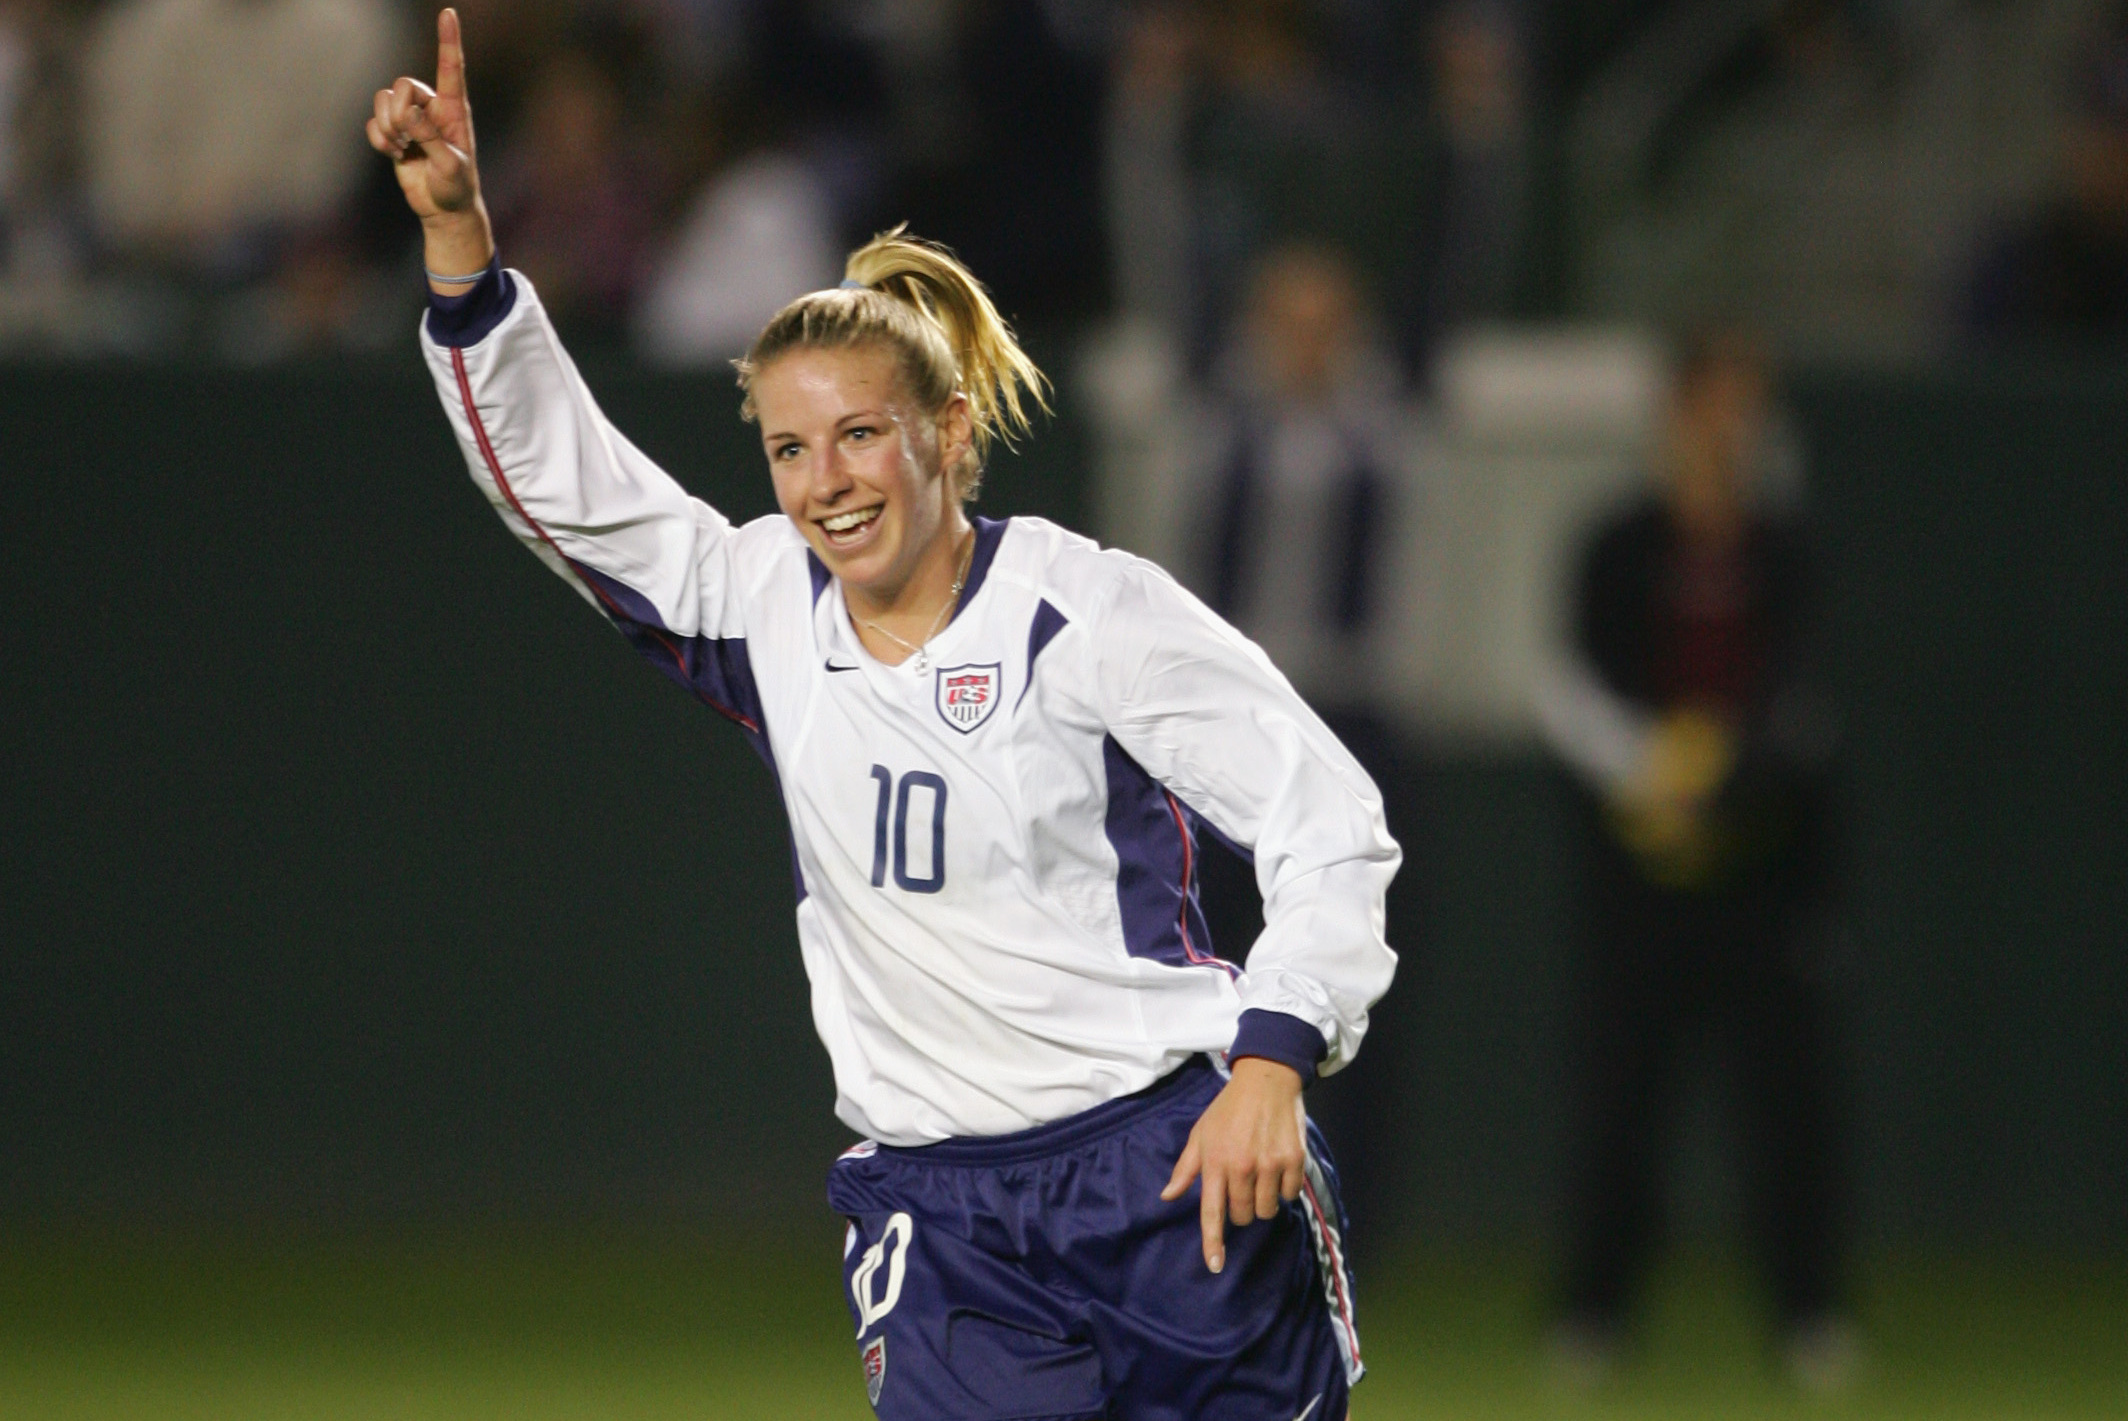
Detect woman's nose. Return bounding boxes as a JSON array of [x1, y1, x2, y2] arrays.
[[811, 445, 855, 502]]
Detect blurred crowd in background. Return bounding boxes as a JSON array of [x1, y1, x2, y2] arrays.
[[2, 0, 2126, 366], [0, 0, 1513, 360]]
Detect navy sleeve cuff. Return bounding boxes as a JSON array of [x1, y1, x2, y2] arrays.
[[424, 256, 516, 347], [1228, 1009, 1329, 1085]]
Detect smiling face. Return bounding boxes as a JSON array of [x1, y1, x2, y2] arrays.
[[753, 343, 974, 613]]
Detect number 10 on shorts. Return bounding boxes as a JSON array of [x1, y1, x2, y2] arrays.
[[852, 1211, 914, 1335], [868, 767, 947, 893]]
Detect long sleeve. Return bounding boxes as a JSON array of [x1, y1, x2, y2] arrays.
[[421, 265, 768, 731], [1090, 560, 1400, 1078]]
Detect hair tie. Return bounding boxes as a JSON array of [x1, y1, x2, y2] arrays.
[[839, 278, 866, 290]]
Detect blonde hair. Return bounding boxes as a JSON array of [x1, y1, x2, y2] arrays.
[[735, 226, 1050, 501]]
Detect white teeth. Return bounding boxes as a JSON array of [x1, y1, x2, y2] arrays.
[[823, 507, 881, 534]]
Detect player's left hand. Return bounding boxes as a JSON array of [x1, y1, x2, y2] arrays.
[[1161, 1056, 1307, 1274]]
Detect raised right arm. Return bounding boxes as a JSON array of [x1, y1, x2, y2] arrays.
[[422, 267, 748, 647], [378, 11, 760, 726]]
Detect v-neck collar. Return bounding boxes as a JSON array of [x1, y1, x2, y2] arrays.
[[820, 517, 1011, 678]]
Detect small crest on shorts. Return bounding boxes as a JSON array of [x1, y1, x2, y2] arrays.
[[934, 662, 1001, 734], [862, 1334, 887, 1405]]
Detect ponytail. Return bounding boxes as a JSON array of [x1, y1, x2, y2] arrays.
[[736, 226, 1051, 501]]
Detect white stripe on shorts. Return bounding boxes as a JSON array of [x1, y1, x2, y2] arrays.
[[1297, 1142, 1364, 1384]]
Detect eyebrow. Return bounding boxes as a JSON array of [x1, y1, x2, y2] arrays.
[[761, 408, 891, 446]]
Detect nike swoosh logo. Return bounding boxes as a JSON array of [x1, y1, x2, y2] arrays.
[[825, 660, 861, 673], [1293, 1394, 1323, 1421]]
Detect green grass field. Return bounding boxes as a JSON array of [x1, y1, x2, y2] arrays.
[[0, 1227, 2120, 1419]]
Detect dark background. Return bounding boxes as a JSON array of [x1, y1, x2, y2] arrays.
[[4, 354, 2121, 1245]]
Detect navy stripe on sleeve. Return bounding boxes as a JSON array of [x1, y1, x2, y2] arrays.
[[570, 563, 767, 734], [1016, 599, 1069, 710], [1101, 736, 1237, 978]]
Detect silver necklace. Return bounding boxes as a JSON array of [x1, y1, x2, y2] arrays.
[[859, 530, 974, 674]]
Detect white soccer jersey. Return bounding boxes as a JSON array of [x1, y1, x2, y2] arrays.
[[423, 271, 1399, 1146]]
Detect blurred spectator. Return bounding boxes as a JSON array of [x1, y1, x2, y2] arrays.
[[1104, 0, 1383, 366], [81, 0, 402, 280], [1174, 243, 1432, 1236], [0, 1, 41, 267], [1189, 244, 1422, 739], [1401, 3, 1532, 366], [0, 0, 87, 292], [633, 109, 842, 365], [0, 7, 19, 210], [1968, 18, 2128, 347], [485, 33, 665, 340], [1103, 1, 1195, 338], [1187, 0, 1370, 364], [1103, 0, 1447, 375], [1537, 330, 1850, 1390]]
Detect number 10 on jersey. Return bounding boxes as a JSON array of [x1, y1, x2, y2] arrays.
[[869, 766, 947, 893]]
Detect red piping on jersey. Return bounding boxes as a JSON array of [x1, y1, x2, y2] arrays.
[[1302, 1167, 1363, 1373], [1162, 791, 1237, 976], [450, 344, 759, 734]]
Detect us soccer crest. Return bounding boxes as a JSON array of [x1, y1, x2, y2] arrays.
[[862, 1335, 887, 1405], [934, 662, 1001, 734]]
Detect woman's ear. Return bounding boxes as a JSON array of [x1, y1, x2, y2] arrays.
[[936, 393, 975, 486]]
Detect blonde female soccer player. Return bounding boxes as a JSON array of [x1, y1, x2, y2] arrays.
[[370, 13, 1396, 1417]]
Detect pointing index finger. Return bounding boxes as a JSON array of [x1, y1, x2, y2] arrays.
[[1199, 1170, 1227, 1273], [435, 8, 466, 100]]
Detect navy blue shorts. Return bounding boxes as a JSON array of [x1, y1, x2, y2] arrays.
[[827, 1058, 1362, 1420]]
